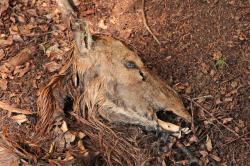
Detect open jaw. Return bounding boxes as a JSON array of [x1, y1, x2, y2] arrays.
[[156, 109, 185, 133]]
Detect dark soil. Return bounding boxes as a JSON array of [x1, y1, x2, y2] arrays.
[[0, 0, 249, 165]]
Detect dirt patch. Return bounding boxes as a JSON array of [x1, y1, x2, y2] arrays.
[[0, 0, 249, 165]]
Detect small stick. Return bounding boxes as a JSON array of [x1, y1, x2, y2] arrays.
[[185, 96, 250, 147], [0, 101, 32, 115], [141, 0, 161, 45], [222, 132, 249, 147]]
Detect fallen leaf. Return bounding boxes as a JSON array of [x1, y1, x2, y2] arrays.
[[0, 79, 8, 90], [186, 135, 198, 146], [238, 120, 245, 128], [206, 135, 213, 151], [11, 114, 28, 125], [212, 51, 222, 60], [0, 0, 9, 16], [5, 46, 37, 67], [0, 37, 13, 46], [0, 49, 5, 61], [12, 34, 23, 42], [43, 61, 61, 72], [13, 62, 30, 77], [45, 43, 63, 60], [17, 15, 26, 23], [231, 81, 238, 88], [222, 117, 233, 124], [210, 154, 221, 162], [200, 150, 208, 157], [224, 97, 233, 102], [120, 29, 132, 39], [61, 121, 68, 132]]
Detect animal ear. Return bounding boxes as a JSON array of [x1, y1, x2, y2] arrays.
[[72, 20, 93, 55]]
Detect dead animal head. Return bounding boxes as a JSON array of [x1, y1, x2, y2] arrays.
[[73, 36, 191, 133]]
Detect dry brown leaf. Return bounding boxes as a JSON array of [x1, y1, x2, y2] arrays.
[[55, 24, 67, 31], [13, 62, 30, 77], [0, 0, 9, 16], [210, 154, 221, 162], [200, 150, 208, 157], [26, 9, 37, 16], [212, 51, 222, 60], [0, 49, 4, 61], [43, 61, 61, 72], [0, 79, 8, 90], [17, 15, 26, 23], [0, 37, 13, 46], [12, 34, 23, 42], [18, 24, 36, 35], [45, 44, 63, 59], [222, 117, 233, 124], [11, 114, 28, 125], [61, 121, 68, 132], [5, 46, 36, 67], [206, 135, 213, 151], [186, 135, 198, 146], [120, 29, 132, 39]]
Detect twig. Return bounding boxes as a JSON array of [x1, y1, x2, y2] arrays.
[[141, 0, 161, 45], [0, 101, 33, 115], [192, 95, 213, 100], [222, 132, 250, 147], [184, 96, 250, 147]]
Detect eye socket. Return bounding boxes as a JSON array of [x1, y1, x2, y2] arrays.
[[125, 61, 137, 69]]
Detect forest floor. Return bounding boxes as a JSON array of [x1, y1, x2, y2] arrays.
[[0, 0, 249, 165]]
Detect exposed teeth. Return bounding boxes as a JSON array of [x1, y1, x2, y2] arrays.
[[157, 119, 180, 132]]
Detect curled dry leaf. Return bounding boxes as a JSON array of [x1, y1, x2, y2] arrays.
[[11, 114, 28, 125], [210, 154, 221, 162], [43, 61, 62, 72], [206, 135, 213, 152], [0, 79, 8, 91], [222, 117, 233, 124]]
